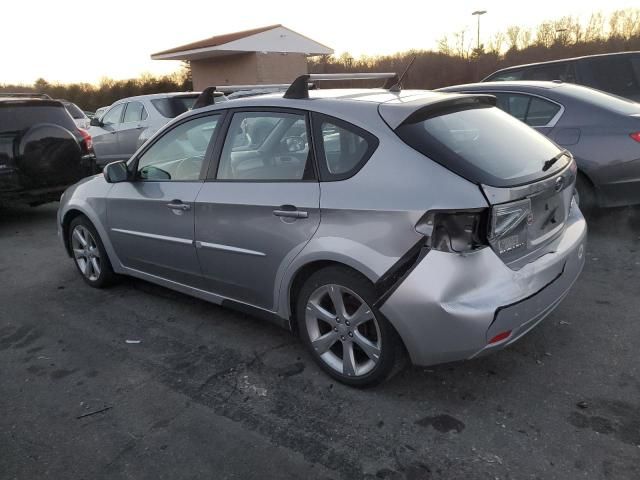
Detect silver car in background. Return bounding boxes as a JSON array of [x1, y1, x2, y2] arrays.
[[58, 74, 587, 387], [89, 92, 202, 168]]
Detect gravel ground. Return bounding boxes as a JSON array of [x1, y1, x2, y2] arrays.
[[1, 203, 639, 480]]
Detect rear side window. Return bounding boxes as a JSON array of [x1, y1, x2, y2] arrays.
[[582, 56, 640, 97], [216, 111, 312, 181], [151, 96, 198, 118], [395, 104, 566, 187], [493, 93, 561, 127], [0, 104, 76, 131], [313, 114, 378, 181]]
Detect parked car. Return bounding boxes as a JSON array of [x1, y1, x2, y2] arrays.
[[438, 81, 640, 209], [88, 93, 204, 168], [56, 100, 91, 130], [94, 106, 108, 120], [84, 111, 95, 119], [58, 74, 586, 386], [483, 51, 640, 101], [1, 97, 96, 206]]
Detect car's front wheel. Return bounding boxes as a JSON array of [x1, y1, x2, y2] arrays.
[[69, 215, 116, 288], [297, 266, 404, 387]]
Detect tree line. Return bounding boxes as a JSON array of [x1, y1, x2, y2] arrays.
[[308, 9, 640, 89], [1, 9, 639, 110]]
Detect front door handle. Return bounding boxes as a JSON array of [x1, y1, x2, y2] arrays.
[[167, 201, 191, 211], [273, 206, 308, 219]]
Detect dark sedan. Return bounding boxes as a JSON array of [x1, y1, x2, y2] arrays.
[[438, 81, 640, 209]]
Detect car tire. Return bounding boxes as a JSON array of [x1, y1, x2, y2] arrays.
[[297, 266, 405, 388], [68, 215, 117, 288], [576, 172, 597, 213]]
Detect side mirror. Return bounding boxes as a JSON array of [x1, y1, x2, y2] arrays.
[[283, 136, 306, 153], [90, 117, 102, 127], [103, 161, 129, 183]]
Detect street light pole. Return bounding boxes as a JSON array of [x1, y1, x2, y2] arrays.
[[472, 10, 487, 52]]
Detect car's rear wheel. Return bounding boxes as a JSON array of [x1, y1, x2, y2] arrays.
[[297, 266, 404, 387], [69, 216, 116, 288], [576, 172, 597, 213]]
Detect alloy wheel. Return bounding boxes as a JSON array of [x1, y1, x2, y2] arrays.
[[305, 284, 382, 377], [71, 225, 101, 282]]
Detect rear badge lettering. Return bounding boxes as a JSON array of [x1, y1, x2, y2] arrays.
[[498, 234, 526, 254]]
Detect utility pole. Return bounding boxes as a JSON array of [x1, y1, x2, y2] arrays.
[[472, 10, 487, 53]]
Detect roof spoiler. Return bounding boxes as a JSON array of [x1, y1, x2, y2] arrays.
[[284, 73, 398, 99]]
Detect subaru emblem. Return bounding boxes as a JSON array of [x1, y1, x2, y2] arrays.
[[555, 176, 564, 192]]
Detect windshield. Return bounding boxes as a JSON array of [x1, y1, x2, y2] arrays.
[[151, 96, 198, 118], [396, 104, 567, 187]]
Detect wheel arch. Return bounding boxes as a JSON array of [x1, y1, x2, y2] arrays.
[[285, 259, 376, 334], [61, 209, 85, 256]]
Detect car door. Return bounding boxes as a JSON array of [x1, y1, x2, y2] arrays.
[[117, 101, 149, 159], [107, 113, 223, 287], [92, 103, 125, 164], [194, 109, 320, 310]]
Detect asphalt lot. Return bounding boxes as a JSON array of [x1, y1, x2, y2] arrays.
[[1, 203, 639, 480]]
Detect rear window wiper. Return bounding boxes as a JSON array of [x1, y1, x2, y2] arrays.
[[542, 150, 568, 172]]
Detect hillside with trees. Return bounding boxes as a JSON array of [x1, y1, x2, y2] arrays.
[[1, 9, 639, 110]]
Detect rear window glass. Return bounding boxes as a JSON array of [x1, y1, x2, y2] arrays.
[[0, 104, 76, 131], [560, 84, 640, 114], [151, 96, 198, 118], [63, 102, 86, 119], [396, 105, 566, 187]]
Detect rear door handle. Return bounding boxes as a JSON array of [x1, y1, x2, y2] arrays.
[[167, 201, 191, 211], [273, 206, 308, 219]]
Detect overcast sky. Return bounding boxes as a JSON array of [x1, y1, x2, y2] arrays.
[[1, 0, 638, 85]]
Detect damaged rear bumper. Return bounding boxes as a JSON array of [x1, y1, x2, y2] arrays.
[[379, 205, 587, 367]]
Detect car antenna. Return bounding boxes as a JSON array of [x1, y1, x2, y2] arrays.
[[387, 56, 417, 92]]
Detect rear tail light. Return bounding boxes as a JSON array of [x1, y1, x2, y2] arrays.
[[78, 128, 93, 152], [630, 132, 640, 143], [488, 199, 532, 255], [416, 210, 488, 253]]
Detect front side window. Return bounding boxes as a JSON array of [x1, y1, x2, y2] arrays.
[[136, 114, 220, 181], [493, 93, 561, 127], [216, 111, 312, 181], [123, 102, 147, 123], [102, 104, 124, 126], [522, 62, 576, 82], [314, 114, 377, 181]]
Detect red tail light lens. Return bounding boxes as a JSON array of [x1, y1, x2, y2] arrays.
[[488, 330, 512, 344], [630, 132, 640, 143], [78, 128, 93, 151]]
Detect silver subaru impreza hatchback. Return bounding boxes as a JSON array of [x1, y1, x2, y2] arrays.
[[58, 74, 587, 387]]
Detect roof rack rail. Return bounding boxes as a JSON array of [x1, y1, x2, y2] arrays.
[[0, 92, 52, 99], [215, 83, 291, 93], [284, 73, 398, 99], [192, 87, 228, 109]]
